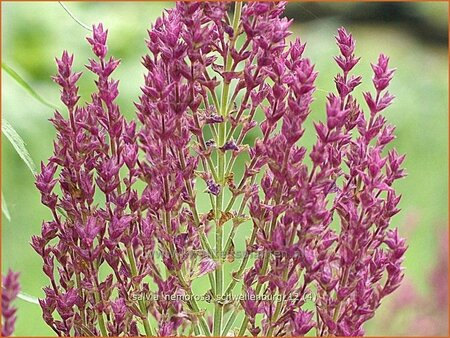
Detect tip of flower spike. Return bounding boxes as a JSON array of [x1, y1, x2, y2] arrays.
[[59, 51, 74, 65], [334, 27, 359, 72], [92, 23, 107, 43], [336, 26, 350, 37], [87, 23, 108, 58], [55, 51, 74, 78], [290, 38, 306, 60], [371, 54, 396, 91], [3, 269, 20, 290], [377, 54, 391, 67], [336, 27, 355, 50]]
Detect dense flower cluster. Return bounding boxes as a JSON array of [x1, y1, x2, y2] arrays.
[[2, 270, 20, 336], [33, 1, 406, 336]]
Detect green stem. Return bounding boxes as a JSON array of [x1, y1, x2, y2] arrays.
[[222, 306, 240, 336], [88, 256, 108, 337], [178, 149, 215, 260], [224, 225, 256, 297], [193, 325, 200, 336], [332, 265, 350, 322], [159, 155, 211, 336], [127, 247, 155, 336], [213, 3, 242, 336], [214, 118, 225, 336], [265, 230, 296, 336], [93, 291, 108, 336], [224, 157, 257, 214], [178, 275, 212, 337], [214, 83, 227, 335], [238, 315, 249, 336], [223, 174, 255, 254], [238, 186, 283, 336], [75, 273, 86, 324], [209, 123, 219, 142]]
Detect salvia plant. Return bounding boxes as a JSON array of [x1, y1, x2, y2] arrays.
[[31, 1, 407, 336]]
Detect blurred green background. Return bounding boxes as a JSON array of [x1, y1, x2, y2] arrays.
[[1, 1, 448, 336]]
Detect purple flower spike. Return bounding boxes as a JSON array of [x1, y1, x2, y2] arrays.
[[52, 51, 81, 109], [2, 270, 20, 337]]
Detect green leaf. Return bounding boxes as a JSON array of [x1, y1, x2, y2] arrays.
[[2, 191, 11, 222], [2, 119, 37, 176], [2, 62, 59, 110], [17, 291, 40, 305]]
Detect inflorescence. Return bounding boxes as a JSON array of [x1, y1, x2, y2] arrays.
[[33, 2, 406, 336]]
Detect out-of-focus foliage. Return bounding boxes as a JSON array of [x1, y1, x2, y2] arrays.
[[285, 2, 448, 44], [2, 2, 448, 336], [2, 63, 59, 109]]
